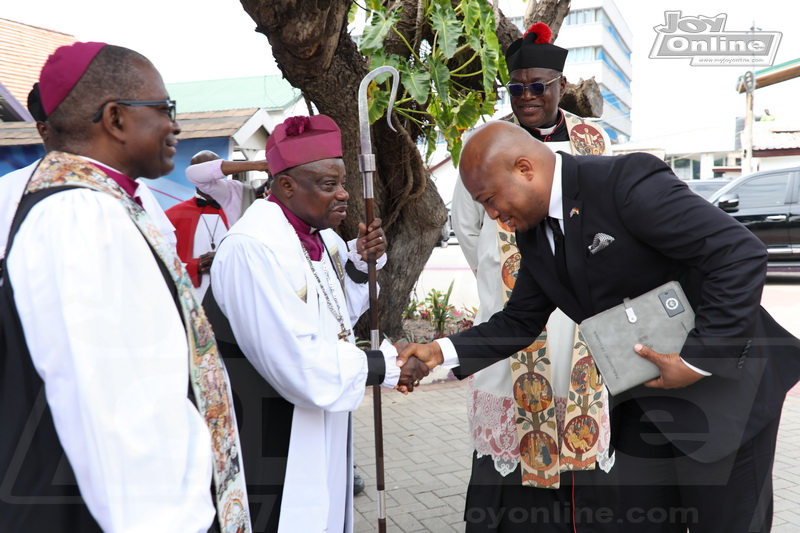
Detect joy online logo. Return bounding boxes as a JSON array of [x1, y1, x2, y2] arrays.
[[649, 11, 782, 66]]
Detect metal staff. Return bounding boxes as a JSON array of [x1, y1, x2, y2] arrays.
[[357, 65, 399, 533]]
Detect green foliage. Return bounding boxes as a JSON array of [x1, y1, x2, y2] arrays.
[[360, 7, 402, 54], [431, 3, 463, 60], [403, 295, 424, 319], [357, 0, 508, 167], [425, 280, 455, 338]]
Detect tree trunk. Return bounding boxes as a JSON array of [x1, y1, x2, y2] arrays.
[[561, 77, 605, 119], [239, 0, 446, 339], [236, 0, 595, 338], [524, 0, 572, 42]]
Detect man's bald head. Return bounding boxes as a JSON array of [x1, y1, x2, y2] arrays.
[[191, 150, 221, 165], [459, 121, 556, 232]]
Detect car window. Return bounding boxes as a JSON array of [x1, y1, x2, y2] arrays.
[[688, 182, 728, 199], [733, 174, 790, 209]]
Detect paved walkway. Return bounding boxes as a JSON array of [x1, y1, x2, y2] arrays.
[[353, 382, 800, 532]]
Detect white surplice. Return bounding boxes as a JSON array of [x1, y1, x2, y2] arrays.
[[211, 200, 395, 533], [6, 183, 216, 532]]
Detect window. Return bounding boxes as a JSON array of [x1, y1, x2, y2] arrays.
[[734, 174, 790, 209], [566, 47, 597, 63]]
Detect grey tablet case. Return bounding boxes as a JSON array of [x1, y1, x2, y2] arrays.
[[579, 281, 695, 396]]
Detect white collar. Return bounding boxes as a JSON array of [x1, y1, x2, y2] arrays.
[[537, 123, 557, 136], [547, 153, 563, 221]]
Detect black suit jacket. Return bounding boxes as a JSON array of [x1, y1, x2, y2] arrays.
[[450, 152, 800, 462]]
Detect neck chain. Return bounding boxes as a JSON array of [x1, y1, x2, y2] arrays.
[[199, 210, 222, 250], [299, 239, 351, 341]]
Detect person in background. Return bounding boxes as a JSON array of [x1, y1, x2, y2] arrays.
[[450, 22, 615, 532], [166, 187, 229, 301], [186, 150, 269, 225]]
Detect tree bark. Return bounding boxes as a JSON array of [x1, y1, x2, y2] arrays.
[[561, 77, 604, 119], [524, 0, 572, 42]]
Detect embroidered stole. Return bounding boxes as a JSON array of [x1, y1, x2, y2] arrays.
[[504, 117, 609, 489], [27, 152, 251, 531]]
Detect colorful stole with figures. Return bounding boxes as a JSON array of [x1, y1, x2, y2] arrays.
[[27, 152, 251, 532], [502, 114, 611, 489]]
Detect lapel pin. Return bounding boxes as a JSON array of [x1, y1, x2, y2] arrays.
[[570, 208, 580, 218]]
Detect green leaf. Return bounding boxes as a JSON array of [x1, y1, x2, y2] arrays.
[[479, 37, 499, 94], [360, 7, 402, 55], [517, 407, 527, 417], [423, 125, 438, 162], [567, 404, 577, 413], [347, 2, 359, 25], [516, 416, 527, 425], [367, 83, 390, 124], [428, 57, 451, 105], [546, 421, 556, 429], [511, 361, 521, 371], [453, 93, 483, 130], [523, 421, 532, 430], [593, 391, 603, 401], [431, 3, 463, 60], [499, 232, 508, 242], [501, 243, 511, 253], [401, 65, 431, 105], [460, 0, 482, 37], [447, 132, 463, 167], [540, 358, 550, 365], [369, 51, 405, 84]]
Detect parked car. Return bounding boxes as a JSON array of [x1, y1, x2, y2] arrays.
[[685, 178, 732, 200], [707, 167, 800, 267]]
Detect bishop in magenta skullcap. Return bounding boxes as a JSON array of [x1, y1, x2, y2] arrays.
[[265, 115, 343, 175], [38, 41, 107, 116]]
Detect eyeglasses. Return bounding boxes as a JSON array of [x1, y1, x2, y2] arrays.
[[91, 99, 177, 123], [505, 75, 562, 97]]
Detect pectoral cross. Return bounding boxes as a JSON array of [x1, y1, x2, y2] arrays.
[[338, 325, 352, 341]]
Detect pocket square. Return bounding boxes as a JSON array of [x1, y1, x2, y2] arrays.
[[588, 233, 615, 255]]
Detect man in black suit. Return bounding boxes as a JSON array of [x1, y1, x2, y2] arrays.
[[398, 121, 800, 532]]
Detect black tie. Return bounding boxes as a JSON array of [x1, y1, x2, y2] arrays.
[[196, 197, 221, 210], [546, 217, 574, 293]]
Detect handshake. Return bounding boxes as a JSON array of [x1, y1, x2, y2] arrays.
[[392, 341, 447, 394]]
